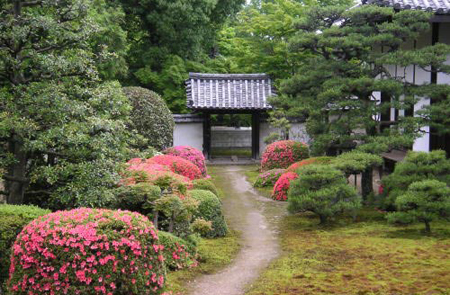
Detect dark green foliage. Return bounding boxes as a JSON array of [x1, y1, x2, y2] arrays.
[[114, 183, 161, 214], [158, 231, 197, 270], [334, 151, 383, 176], [192, 179, 219, 197], [288, 165, 361, 224], [382, 151, 450, 209], [0, 205, 50, 289], [123, 87, 175, 151], [188, 190, 228, 238], [386, 180, 450, 233]]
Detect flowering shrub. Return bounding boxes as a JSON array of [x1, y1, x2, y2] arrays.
[[8, 208, 165, 294], [254, 169, 286, 188], [158, 231, 197, 270], [261, 140, 309, 171], [286, 157, 334, 173], [164, 146, 207, 176], [272, 172, 299, 201], [149, 155, 202, 180]]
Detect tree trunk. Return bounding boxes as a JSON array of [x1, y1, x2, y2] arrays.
[[319, 215, 327, 224], [6, 137, 28, 204], [153, 210, 159, 229], [361, 168, 373, 202], [168, 212, 175, 233], [424, 221, 431, 233]]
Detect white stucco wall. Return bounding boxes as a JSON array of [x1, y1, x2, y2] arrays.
[[259, 122, 310, 155], [173, 123, 203, 151]]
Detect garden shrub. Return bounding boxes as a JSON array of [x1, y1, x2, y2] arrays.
[[149, 155, 202, 180], [8, 208, 165, 294], [386, 179, 450, 233], [333, 151, 383, 176], [114, 183, 161, 214], [188, 190, 227, 238], [123, 86, 174, 151], [382, 150, 450, 209], [0, 205, 50, 290], [272, 172, 298, 201], [192, 179, 219, 197], [254, 169, 286, 188], [164, 146, 207, 176], [158, 231, 197, 270], [286, 157, 334, 172], [261, 140, 309, 171], [288, 165, 361, 224]]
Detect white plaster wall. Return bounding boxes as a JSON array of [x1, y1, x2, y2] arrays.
[[211, 127, 252, 148], [259, 122, 310, 156], [173, 123, 203, 151]]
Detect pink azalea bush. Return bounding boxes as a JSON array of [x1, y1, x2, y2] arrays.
[[149, 155, 202, 180], [272, 172, 299, 201], [158, 232, 197, 270], [8, 208, 165, 294], [163, 146, 207, 176], [253, 169, 286, 188], [261, 140, 309, 171]]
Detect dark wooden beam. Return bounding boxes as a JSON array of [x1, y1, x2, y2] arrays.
[[251, 113, 260, 159], [202, 112, 211, 160]]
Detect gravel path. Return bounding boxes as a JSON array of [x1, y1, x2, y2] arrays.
[[189, 166, 286, 295]]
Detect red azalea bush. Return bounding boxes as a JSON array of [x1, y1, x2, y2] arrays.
[[8, 208, 165, 294], [149, 155, 202, 180], [254, 169, 286, 188], [163, 146, 207, 176], [286, 157, 333, 173], [272, 172, 299, 201], [261, 140, 309, 171]]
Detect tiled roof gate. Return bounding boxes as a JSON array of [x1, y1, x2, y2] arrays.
[[186, 73, 275, 111], [363, 0, 450, 14]]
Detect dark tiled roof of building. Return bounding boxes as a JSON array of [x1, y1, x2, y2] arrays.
[[363, 0, 450, 14], [186, 73, 275, 111]]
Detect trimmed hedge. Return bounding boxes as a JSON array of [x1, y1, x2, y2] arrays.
[[158, 231, 197, 270], [114, 183, 161, 214], [123, 86, 174, 151], [149, 155, 202, 180], [188, 190, 227, 238], [192, 179, 219, 197], [286, 157, 334, 172], [8, 208, 165, 294], [272, 172, 299, 201], [164, 146, 207, 176], [254, 168, 286, 188], [0, 205, 50, 290], [261, 140, 309, 171]]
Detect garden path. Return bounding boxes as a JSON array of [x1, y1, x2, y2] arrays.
[[189, 166, 286, 295]]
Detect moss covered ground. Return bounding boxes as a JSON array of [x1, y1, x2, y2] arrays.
[[244, 165, 450, 294]]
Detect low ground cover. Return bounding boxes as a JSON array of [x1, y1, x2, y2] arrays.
[[246, 209, 450, 295]]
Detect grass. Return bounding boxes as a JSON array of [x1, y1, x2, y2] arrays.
[[164, 165, 241, 293], [246, 209, 450, 294], [211, 148, 252, 158]]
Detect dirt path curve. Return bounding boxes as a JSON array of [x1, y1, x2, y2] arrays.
[[189, 166, 286, 295]]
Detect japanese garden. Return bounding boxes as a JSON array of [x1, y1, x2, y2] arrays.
[[0, 0, 449, 294]]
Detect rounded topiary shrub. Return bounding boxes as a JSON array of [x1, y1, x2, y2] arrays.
[[114, 183, 161, 214], [254, 168, 286, 188], [0, 205, 50, 290], [164, 146, 207, 176], [261, 140, 309, 171], [188, 190, 227, 238], [286, 157, 334, 172], [123, 86, 174, 151], [158, 231, 197, 270], [149, 155, 202, 180], [8, 208, 165, 294], [192, 179, 219, 197], [272, 172, 299, 201]]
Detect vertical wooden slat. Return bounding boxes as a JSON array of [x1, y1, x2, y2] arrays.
[[252, 112, 260, 159]]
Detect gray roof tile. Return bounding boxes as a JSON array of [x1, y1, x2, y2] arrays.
[[363, 0, 450, 14], [186, 73, 275, 111]]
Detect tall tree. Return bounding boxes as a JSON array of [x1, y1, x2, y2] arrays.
[[0, 0, 134, 207]]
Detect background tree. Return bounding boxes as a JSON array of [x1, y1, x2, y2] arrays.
[[0, 0, 134, 207]]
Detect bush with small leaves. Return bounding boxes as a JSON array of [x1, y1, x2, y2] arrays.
[[261, 140, 309, 171], [254, 169, 286, 188], [191, 218, 213, 236], [114, 183, 161, 215], [123, 87, 174, 151], [192, 179, 219, 197], [188, 190, 228, 238], [288, 165, 361, 224], [8, 208, 165, 294], [382, 150, 450, 209], [333, 151, 383, 177], [272, 172, 299, 201], [286, 157, 334, 172], [0, 205, 50, 290], [158, 231, 198, 270], [386, 180, 450, 233], [164, 146, 207, 176]]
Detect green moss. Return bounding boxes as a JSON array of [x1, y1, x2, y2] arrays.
[[246, 208, 450, 295]]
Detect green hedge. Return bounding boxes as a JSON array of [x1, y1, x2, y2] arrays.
[[192, 179, 219, 197], [188, 190, 227, 238], [0, 204, 50, 289]]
